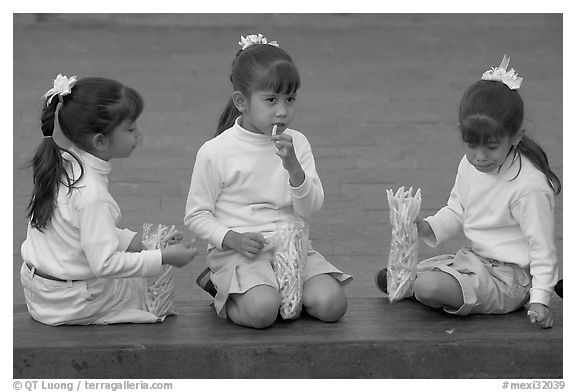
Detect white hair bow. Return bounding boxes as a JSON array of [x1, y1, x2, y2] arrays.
[[238, 34, 279, 50], [42, 74, 77, 106], [481, 54, 523, 90]]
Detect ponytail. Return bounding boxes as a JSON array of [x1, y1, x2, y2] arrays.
[[516, 134, 561, 194], [215, 97, 240, 137], [26, 99, 83, 231], [26, 76, 143, 231]]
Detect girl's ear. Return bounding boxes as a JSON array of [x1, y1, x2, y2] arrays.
[[232, 91, 247, 112], [91, 133, 110, 152], [512, 129, 526, 147]]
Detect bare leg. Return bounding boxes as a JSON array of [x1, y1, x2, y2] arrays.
[[302, 274, 347, 322], [413, 271, 464, 310], [226, 285, 280, 329]]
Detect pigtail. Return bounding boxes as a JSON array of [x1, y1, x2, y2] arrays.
[[26, 99, 83, 231], [517, 134, 561, 194], [26, 76, 143, 231], [215, 97, 240, 137]]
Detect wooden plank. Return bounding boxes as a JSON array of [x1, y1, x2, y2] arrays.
[[13, 297, 563, 378]]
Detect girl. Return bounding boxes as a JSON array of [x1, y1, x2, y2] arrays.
[[377, 55, 560, 329], [21, 75, 198, 326], [185, 34, 351, 329]]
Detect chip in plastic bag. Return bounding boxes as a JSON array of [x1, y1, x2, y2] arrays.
[[142, 223, 177, 319], [269, 221, 309, 320], [386, 187, 421, 303]]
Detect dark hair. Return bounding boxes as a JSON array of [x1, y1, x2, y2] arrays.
[[458, 80, 561, 194], [216, 42, 301, 136], [26, 77, 144, 231]]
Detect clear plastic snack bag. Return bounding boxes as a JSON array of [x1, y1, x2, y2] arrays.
[[269, 221, 309, 320], [386, 187, 422, 303], [142, 223, 177, 320]]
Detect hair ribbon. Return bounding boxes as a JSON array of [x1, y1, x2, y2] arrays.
[[481, 54, 523, 90], [42, 74, 78, 106], [238, 34, 279, 50]]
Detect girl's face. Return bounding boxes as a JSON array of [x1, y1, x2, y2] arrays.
[[464, 135, 515, 173], [107, 119, 142, 159], [239, 89, 297, 135]]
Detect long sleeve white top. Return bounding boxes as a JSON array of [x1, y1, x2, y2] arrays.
[[185, 119, 324, 250], [21, 146, 163, 280], [423, 154, 558, 306]]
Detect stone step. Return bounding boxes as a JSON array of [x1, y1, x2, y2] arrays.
[[13, 297, 563, 379]]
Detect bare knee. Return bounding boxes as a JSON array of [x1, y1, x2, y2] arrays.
[[244, 293, 280, 329], [414, 273, 445, 305], [228, 286, 280, 329], [413, 271, 463, 309], [304, 275, 348, 322], [318, 292, 348, 322]]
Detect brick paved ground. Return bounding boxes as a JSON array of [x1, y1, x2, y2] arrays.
[[12, 13, 563, 306]]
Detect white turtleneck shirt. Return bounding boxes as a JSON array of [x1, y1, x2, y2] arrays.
[[184, 119, 324, 250], [423, 153, 558, 305], [21, 146, 163, 280]]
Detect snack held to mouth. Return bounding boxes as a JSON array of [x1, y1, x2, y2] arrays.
[[270, 221, 309, 319], [272, 124, 278, 136], [385, 187, 422, 303], [142, 223, 177, 319]]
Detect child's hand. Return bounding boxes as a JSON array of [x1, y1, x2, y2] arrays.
[[160, 225, 184, 247], [223, 230, 268, 259], [161, 240, 198, 268], [414, 216, 435, 238], [270, 133, 305, 187], [527, 303, 553, 329]]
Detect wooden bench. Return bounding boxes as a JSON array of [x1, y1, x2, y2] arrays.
[[13, 297, 563, 379]]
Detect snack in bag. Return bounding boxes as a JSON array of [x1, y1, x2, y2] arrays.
[[141, 223, 177, 319], [269, 222, 309, 320], [386, 187, 421, 302]]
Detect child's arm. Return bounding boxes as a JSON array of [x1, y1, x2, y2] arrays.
[[81, 206, 195, 275], [79, 202, 163, 278], [419, 189, 463, 246], [160, 240, 198, 267], [184, 144, 231, 249], [271, 132, 324, 218], [122, 228, 183, 253], [415, 216, 436, 241], [126, 233, 143, 252], [113, 227, 142, 252], [419, 158, 467, 247], [271, 132, 305, 186], [511, 189, 558, 323]]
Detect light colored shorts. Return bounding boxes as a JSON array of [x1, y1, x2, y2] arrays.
[[416, 247, 531, 315], [208, 242, 352, 319], [20, 262, 165, 326]]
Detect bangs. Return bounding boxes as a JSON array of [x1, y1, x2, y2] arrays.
[[117, 86, 144, 122], [102, 86, 144, 133], [255, 61, 300, 94], [460, 114, 506, 145]]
